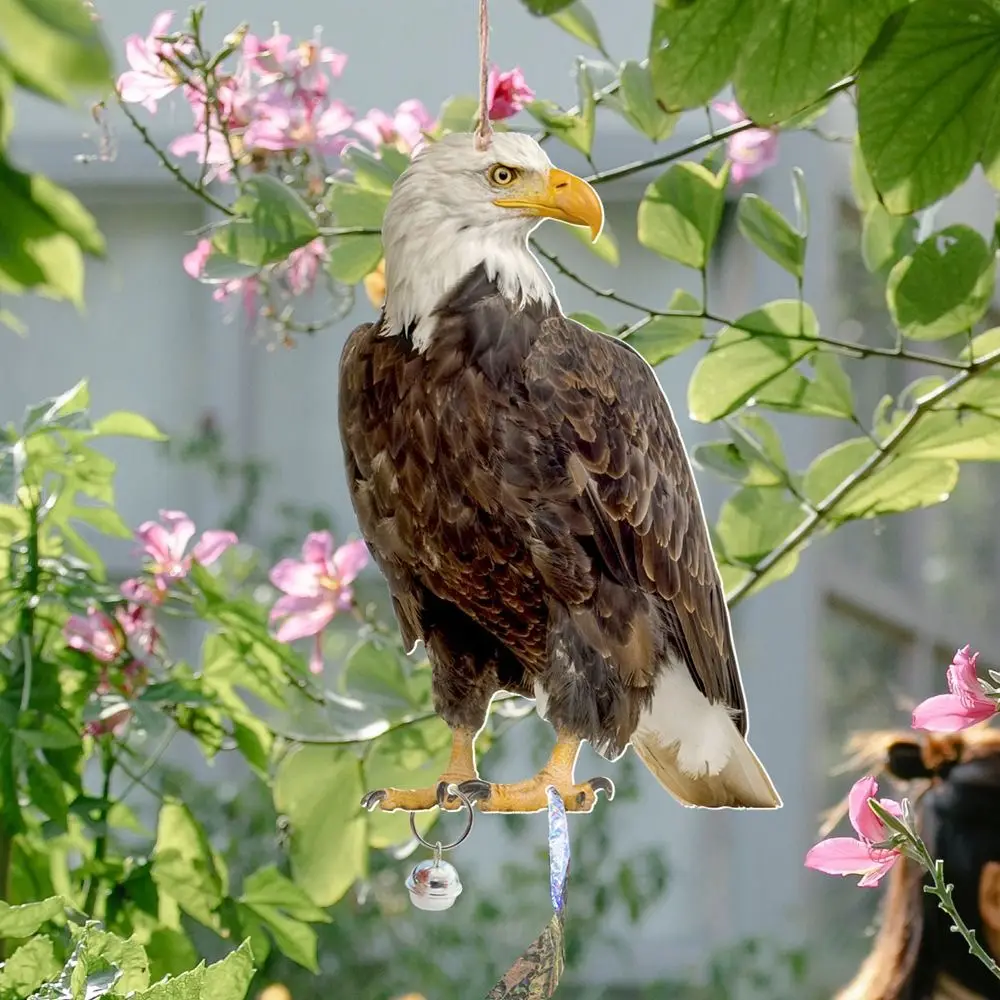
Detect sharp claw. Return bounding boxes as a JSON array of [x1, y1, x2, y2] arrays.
[[361, 789, 387, 812], [587, 776, 615, 801], [435, 781, 455, 809], [456, 779, 492, 804]]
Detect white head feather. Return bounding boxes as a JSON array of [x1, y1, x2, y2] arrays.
[[380, 132, 560, 351]]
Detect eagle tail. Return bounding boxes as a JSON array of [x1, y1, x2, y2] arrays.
[[631, 665, 781, 810]]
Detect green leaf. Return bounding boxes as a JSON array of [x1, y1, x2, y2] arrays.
[[214, 176, 319, 267], [753, 352, 855, 419], [325, 182, 387, 284], [622, 289, 703, 365], [72, 926, 150, 996], [858, 0, 1000, 214], [0, 156, 97, 305], [895, 410, 1000, 461], [550, 2, 606, 53], [22, 380, 89, 434], [273, 745, 366, 907], [568, 311, 610, 333], [886, 225, 996, 341], [736, 194, 804, 278], [0, 896, 65, 937], [151, 800, 226, 930], [618, 60, 677, 141], [90, 411, 166, 441], [861, 204, 917, 275], [526, 61, 596, 156], [791, 167, 809, 239], [803, 438, 958, 517], [239, 866, 330, 972], [565, 218, 619, 265], [437, 94, 479, 134], [343, 640, 418, 717], [0, 0, 112, 105], [688, 300, 818, 422], [638, 161, 729, 269], [0, 936, 60, 995], [364, 717, 452, 849], [341, 145, 408, 195], [696, 441, 782, 486], [850, 138, 879, 214], [695, 414, 792, 487], [520, 0, 575, 14], [715, 487, 807, 565], [733, 0, 904, 124], [132, 941, 255, 1000], [650, 0, 757, 110], [26, 754, 68, 825]]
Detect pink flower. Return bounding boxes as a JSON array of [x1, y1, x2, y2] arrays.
[[912, 646, 997, 733], [117, 11, 188, 112], [243, 28, 345, 95], [269, 532, 369, 674], [353, 100, 435, 154], [285, 238, 328, 295], [115, 603, 159, 656], [183, 239, 212, 279], [712, 100, 778, 185], [64, 608, 122, 663], [85, 704, 133, 739], [805, 776, 904, 887], [136, 509, 238, 589], [486, 66, 534, 121], [244, 98, 353, 157]]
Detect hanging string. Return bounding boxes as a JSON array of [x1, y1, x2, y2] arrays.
[[474, 0, 493, 151]]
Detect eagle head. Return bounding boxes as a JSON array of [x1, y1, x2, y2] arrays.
[[380, 131, 604, 349]]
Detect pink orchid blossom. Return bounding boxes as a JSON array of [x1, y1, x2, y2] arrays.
[[85, 703, 133, 739], [64, 608, 123, 663], [243, 28, 345, 95], [353, 100, 435, 154], [244, 98, 353, 157], [712, 100, 778, 184], [285, 238, 328, 295], [136, 509, 238, 589], [486, 66, 535, 121], [269, 532, 369, 674], [117, 11, 188, 112], [183, 239, 212, 279], [805, 776, 904, 887], [912, 646, 997, 732]]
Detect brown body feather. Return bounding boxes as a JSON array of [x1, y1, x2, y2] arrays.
[[338, 264, 752, 776]]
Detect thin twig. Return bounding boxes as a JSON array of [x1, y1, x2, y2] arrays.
[[727, 347, 1000, 606], [116, 96, 234, 217]]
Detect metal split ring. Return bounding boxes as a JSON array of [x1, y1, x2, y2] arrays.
[[408, 783, 475, 852]]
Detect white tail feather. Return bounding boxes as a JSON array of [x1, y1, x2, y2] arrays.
[[632, 665, 781, 810]]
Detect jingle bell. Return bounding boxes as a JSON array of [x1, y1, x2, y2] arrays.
[[406, 857, 463, 911]]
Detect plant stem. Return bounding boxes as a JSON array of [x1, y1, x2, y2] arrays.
[[727, 346, 1000, 606], [82, 742, 116, 917], [116, 97, 234, 217]]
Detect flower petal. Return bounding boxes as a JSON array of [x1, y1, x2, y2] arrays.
[[332, 539, 369, 584], [269, 558, 322, 597], [301, 530, 335, 567], [805, 837, 883, 877], [858, 854, 900, 887], [192, 530, 238, 565], [158, 510, 196, 558], [912, 692, 995, 732], [712, 100, 747, 124], [848, 775, 885, 843], [274, 601, 335, 642], [135, 521, 171, 562]]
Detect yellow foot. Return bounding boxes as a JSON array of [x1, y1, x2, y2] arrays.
[[457, 775, 615, 814], [360, 774, 477, 814]]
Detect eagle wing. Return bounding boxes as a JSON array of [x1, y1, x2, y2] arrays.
[[522, 315, 747, 731]]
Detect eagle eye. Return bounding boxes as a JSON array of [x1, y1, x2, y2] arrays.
[[488, 164, 518, 186]]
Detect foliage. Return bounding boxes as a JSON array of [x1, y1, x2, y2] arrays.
[[0, 0, 111, 329], [4, 0, 1000, 995]]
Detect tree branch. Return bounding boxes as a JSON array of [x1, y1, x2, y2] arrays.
[[727, 347, 1000, 607], [116, 97, 234, 217]]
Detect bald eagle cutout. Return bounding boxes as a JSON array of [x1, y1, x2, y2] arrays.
[[339, 132, 780, 814]]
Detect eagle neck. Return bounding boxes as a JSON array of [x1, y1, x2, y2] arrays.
[[380, 210, 556, 353]]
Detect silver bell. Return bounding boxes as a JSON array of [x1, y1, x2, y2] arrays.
[[406, 857, 463, 911]]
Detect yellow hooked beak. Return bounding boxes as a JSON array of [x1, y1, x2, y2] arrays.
[[493, 167, 604, 242]]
